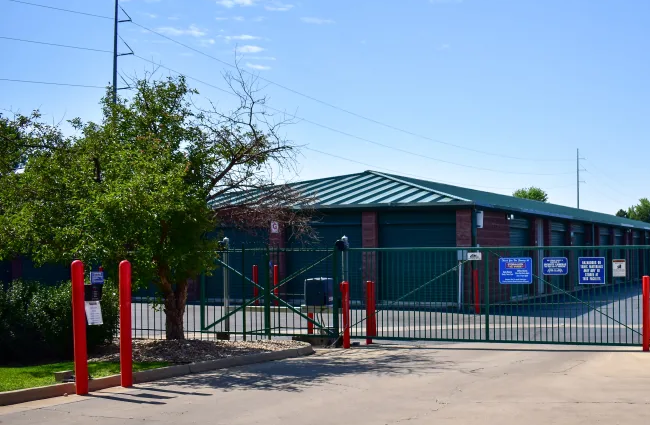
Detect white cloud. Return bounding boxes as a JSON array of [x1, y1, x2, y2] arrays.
[[216, 0, 257, 7], [265, 2, 293, 11], [233, 16, 245, 21], [246, 62, 271, 70], [248, 56, 276, 60], [168, 16, 180, 21], [144, 13, 158, 18], [215, 16, 229, 21], [224, 34, 260, 41], [300, 17, 335, 25], [437, 43, 451, 50], [199, 38, 217, 46], [236, 45, 265, 53], [252, 16, 266, 22], [156, 24, 207, 37]]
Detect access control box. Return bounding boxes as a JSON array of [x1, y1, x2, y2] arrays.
[[304, 278, 333, 307]]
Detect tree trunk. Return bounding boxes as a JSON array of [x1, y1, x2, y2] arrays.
[[163, 280, 188, 340]]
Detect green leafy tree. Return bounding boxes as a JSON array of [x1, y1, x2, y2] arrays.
[[615, 209, 629, 218], [0, 71, 310, 339], [628, 198, 650, 223], [512, 187, 548, 202]]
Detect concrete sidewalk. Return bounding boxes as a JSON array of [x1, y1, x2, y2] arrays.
[[2, 342, 650, 424]]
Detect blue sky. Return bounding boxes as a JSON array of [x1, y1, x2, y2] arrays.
[[2, 0, 649, 215]]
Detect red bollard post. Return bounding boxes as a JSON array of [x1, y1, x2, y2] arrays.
[[307, 312, 314, 334], [473, 269, 480, 315], [253, 265, 259, 306], [71, 260, 88, 395], [119, 260, 133, 387], [366, 281, 377, 345], [643, 276, 649, 352], [273, 265, 279, 306], [341, 281, 351, 349]]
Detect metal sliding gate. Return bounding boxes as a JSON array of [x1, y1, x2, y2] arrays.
[[200, 245, 649, 347]]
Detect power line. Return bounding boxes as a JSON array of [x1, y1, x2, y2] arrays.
[[9, 0, 576, 163], [0, 78, 105, 89], [133, 55, 572, 177], [0, 36, 112, 53], [7, 0, 112, 19], [129, 21, 573, 163]]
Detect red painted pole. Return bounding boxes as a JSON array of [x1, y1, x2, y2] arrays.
[[71, 260, 88, 395], [307, 312, 314, 334], [341, 281, 351, 349], [253, 265, 259, 306], [473, 269, 480, 315], [643, 275, 649, 352], [119, 260, 133, 387], [366, 281, 376, 345], [273, 264, 279, 306]]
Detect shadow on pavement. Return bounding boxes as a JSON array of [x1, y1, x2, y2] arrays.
[[155, 346, 455, 393], [369, 342, 639, 353]]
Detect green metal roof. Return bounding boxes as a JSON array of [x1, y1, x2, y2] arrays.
[[214, 170, 650, 230]]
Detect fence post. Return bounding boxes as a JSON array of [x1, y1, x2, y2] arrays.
[[643, 276, 650, 351], [332, 247, 340, 339], [222, 238, 230, 333], [264, 249, 271, 340], [71, 260, 88, 395], [307, 312, 314, 334], [200, 272, 206, 331], [119, 260, 133, 388], [366, 280, 376, 345], [341, 281, 351, 349], [253, 265, 259, 306], [473, 269, 480, 314], [484, 255, 490, 342], [241, 245, 247, 341]]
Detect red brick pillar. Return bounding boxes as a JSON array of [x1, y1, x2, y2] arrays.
[[456, 210, 472, 304], [269, 224, 287, 299], [361, 212, 378, 285], [566, 222, 574, 291]]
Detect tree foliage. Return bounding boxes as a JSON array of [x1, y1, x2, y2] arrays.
[[615, 209, 628, 218], [627, 198, 650, 223], [0, 70, 310, 339], [512, 186, 548, 202]]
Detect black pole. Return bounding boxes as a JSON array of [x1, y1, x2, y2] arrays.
[[112, 0, 119, 104]]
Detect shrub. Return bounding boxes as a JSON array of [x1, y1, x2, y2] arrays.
[[0, 280, 119, 364]]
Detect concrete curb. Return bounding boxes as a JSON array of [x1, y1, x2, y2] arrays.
[[0, 345, 314, 406]]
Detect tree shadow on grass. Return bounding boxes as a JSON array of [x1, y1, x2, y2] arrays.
[[153, 346, 455, 393]]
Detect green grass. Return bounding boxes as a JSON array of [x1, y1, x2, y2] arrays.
[[0, 361, 169, 393]]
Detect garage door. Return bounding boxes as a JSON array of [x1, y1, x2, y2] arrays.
[[378, 211, 456, 304]]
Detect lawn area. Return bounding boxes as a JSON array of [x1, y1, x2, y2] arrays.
[[0, 361, 169, 392]]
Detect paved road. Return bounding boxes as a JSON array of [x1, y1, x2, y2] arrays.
[[3, 342, 650, 424]]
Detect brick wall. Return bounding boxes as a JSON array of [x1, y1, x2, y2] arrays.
[[361, 212, 378, 284], [269, 224, 287, 297], [456, 210, 472, 247]]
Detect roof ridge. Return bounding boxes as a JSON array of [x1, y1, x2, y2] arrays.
[[368, 170, 471, 202]]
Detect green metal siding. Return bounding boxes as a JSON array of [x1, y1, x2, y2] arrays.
[[551, 221, 565, 246], [572, 224, 585, 246], [377, 211, 457, 304]]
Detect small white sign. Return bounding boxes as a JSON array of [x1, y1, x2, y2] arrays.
[[612, 259, 626, 278], [467, 252, 482, 261], [84, 301, 103, 325], [270, 221, 279, 234]]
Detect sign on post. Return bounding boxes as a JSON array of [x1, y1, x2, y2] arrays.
[[499, 258, 533, 284], [85, 270, 104, 326], [84, 301, 103, 325], [542, 257, 568, 275], [90, 271, 104, 285], [612, 259, 626, 278], [270, 221, 279, 234], [467, 252, 482, 261], [578, 257, 606, 285]]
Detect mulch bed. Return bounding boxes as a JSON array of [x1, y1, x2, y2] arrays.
[[91, 339, 308, 364]]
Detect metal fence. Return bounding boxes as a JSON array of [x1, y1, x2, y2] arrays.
[[133, 245, 649, 347]]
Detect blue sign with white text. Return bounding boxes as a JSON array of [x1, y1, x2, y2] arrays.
[[499, 258, 533, 284], [90, 271, 104, 285], [578, 257, 606, 285], [542, 257, 568, 275]]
